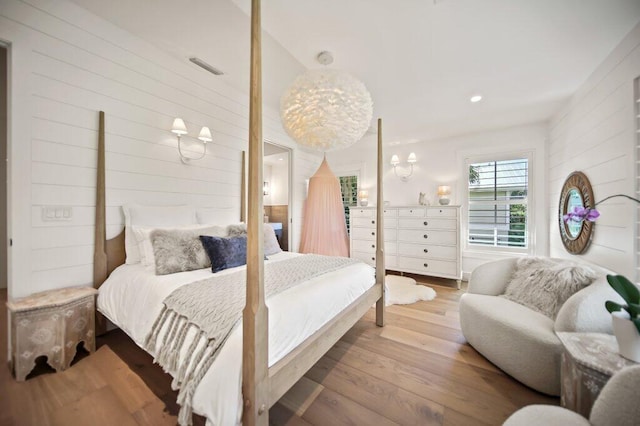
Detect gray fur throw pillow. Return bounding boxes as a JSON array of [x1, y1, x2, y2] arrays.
[[225, 223, 282, 256], [501, 257, 597, 319], [151, 226, 224, 275]]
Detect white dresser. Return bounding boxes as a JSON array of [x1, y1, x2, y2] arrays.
[[349, 205, 462, 287]]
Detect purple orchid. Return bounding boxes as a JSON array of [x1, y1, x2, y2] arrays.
[[563, 206, 600, 223]]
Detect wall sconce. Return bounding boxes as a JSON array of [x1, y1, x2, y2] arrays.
[[171, 118, 211, 164], [437, 185, 451, 205], [263, 181, 270, 196], [358, 190, 369, 207], [390, 153, 417, 182]]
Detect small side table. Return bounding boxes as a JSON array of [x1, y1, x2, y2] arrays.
[[7, 286, 98, 381], [557, 332, 637, 417]]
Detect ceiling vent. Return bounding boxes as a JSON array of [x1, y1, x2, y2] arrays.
[[189, 57, 224, 76]]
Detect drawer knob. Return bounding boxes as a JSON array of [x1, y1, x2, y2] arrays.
[[371, 220, 375, 224], [423, 263, 429, 268], [423, 248, 428, 253], [423, 234, 428, 239], [371, 244, 375, 248], [371, 257, 375, 261], [439, 209, 443, 213], [371, 232, 375, 236], [410, 209, 413, 213], [423, 221, 428, 226]]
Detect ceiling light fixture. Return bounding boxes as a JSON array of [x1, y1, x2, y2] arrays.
[[470, 95, 483, 103], [280, 51, 373, 151], [189, 57, 224, 76]]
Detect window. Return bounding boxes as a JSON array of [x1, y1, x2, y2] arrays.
[[467, 157, 529, 249], [339, 175, 358, 234]]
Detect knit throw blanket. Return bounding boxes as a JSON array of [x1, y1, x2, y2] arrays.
[[144, 254, 360, 425]]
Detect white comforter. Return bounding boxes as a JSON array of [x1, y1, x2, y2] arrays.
[[97, 252, 375, 425]]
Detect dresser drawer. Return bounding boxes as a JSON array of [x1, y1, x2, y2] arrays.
[[351, 217, 397, 229], [352, 252, 397, 268], [397, 229, 457, 245], [398, 257, 458, 277], [352, 240, 397, 255], [427, 207, 457, 218], [398, 207, 426, 217], [350, 208, 374, 218], [351, 227, 397, 241], [398, 218, 457, 230], [383, 208, 398, 218], [397, 243, 457, 259]]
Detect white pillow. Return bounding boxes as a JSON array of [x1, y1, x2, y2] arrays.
[[122, 204, 198, 264], [132, 224, 227, 267]]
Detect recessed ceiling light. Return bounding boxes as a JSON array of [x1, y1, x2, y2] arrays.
[[470, 95, 483, 103]]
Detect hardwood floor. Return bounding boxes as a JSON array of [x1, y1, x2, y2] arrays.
[[1, 279, 557, 425]]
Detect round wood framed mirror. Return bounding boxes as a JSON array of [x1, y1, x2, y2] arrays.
[[559, 171, 595, 254]]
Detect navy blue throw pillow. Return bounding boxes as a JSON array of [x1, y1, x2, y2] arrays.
[[200, 235, 248, 273]]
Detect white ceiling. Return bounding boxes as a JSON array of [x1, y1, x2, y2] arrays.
[[71, 0, 640, 145]]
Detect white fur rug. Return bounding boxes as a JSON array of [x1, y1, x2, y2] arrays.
[[385, 275, 436, 306]]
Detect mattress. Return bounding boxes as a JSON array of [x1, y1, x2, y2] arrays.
[[97, 252, 375, 425]]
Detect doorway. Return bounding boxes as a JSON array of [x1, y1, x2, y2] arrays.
[[0, 46, 6, 289], [263, 142, 292, 251]]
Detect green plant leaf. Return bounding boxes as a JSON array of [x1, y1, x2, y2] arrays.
[[606, 300, 625, 313], [628, 303, 640, 318], [633, 317, 640, 335], [606, 275, 640, 305]]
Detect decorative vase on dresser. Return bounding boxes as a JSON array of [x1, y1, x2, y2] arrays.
[[349, 205, 462, 288]]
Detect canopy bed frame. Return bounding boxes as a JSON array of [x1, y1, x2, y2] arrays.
[[91, 1, 385, 424]]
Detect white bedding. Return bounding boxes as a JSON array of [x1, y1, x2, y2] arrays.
[[97, 252, 375, 425]]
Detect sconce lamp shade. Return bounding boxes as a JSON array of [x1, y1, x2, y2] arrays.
[[358, 190, 369, 199], [198, 126, 213, 142], [390, 155, 400, 166], [437, 185, 451, 196], [407, 153, 417, 164], [171, 118, 188, 135], [263, 181, 270, 196]]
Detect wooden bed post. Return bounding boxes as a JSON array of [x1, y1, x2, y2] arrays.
[[94, 111, 108, 335], [375, 118, 386, 326], [243, 0, 269, 425], [241, 150, 246, 222]]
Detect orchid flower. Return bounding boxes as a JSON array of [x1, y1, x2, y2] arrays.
[[563, 206, 600, 223]]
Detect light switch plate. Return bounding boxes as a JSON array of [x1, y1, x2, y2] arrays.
[[42, 206, 73, 222]]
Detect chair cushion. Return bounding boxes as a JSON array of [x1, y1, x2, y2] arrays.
[[503, 405, 590, 426], [460, 293, 562, 395]]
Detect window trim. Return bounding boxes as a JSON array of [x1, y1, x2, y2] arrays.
[[462, 149, 535, 255]]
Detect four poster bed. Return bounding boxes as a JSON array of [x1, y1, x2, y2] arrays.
[[92, 1, 386, 425]]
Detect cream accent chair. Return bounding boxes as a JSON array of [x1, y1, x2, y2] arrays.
[[503, 365, 640, 426], [459, 258, 621, 395]]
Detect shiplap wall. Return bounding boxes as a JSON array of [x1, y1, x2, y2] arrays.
[[548, 22, 640, 278], [1, 0, 320, 299]]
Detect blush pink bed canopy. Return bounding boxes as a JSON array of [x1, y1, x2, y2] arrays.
[[299, 157, 350, 256]]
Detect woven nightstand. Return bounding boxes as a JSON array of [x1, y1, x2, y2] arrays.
[[7, 286, 98, 381]]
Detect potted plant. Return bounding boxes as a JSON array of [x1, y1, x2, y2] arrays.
[[605, 275, 640, 362]]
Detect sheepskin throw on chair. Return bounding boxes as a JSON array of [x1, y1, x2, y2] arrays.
[[299, 157, 349, 256]]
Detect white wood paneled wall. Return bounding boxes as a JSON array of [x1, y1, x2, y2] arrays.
[[548, 22, 640, 278], [0, 0, 321, 298]]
